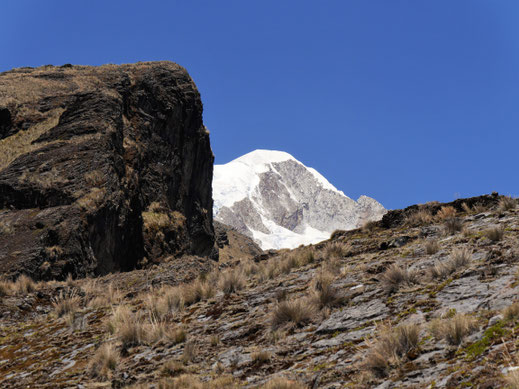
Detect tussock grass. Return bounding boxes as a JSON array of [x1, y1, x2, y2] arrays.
[[251, 349, 272, 364], [324, 241, 347, 259], [161, 361, 187, 377], [503, 303, 519, 321], [429, 247, 471, 279], [52, 290, 81, 317], [12, 274, 37, 294], [107, 306, 145, 347], [145, 320, 186, 345], [499, 196, 517, 212], [218, 269, 246, 294], [406, 209, 433, 226], [182, 278, 215, 306], [311, 271, 347, 309], [436, 206, 456, 221], [425, 240, 440, 255], [181, 342, 197, 364], [505, 370, 519, 389], [88, 343, 119, 379], [484, 226, 504, 242], [430, 314, 478, 345], [443, 217, 463, 235], [364, 323, 420, 377], [272, 298, 316, 328], [380, 264, 417, 294]]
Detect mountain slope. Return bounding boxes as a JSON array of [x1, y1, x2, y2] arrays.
[[213, 149, 386, 249]]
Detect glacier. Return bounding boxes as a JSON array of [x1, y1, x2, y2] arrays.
[[213, 150, 386, 250]]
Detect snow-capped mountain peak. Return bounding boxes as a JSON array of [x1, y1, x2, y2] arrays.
[[213, 149, 385, 250]]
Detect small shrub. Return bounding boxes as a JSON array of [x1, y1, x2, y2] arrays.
[[88, 343, 119, 379], [430, 314, 478, 345], [380, 264, 417, 294], [503, 302, 519, 321], [443, 217, 463, 235], [436, 206, 456, 221], [425, 240, 440, 255], [499, 196, 517, 212], [52, 290, 81, 317], [484, 226, 504, 242], [218, 269, 245, 294], [272, 298, 316, 328]]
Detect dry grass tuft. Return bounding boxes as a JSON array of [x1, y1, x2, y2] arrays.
[[182, 278, 215, 306], [324, 241, 347, 259], [251, 349, 272, 364], [52, 290, 81, 317], [505, 370, 519, 389], [311, 272, 347, 309], [12, 274, 37, 294], [380, 264, 417, 294], [145, 320, 186, 345], [0, 279, 13, 296], [443, 217, 463, 235], [429, 247, 471, 279], [430, 314, 478, 345], [436, 206, 456, 221], [181, 342, 197, 364], [272, 298, 316, 328], [108, 306, 145, 347], [88, 343, 119, 379], [364, 323, 420, 377], [484, 226, 504, 242], [407, 209, 433, 226], [161, 360, 187, 377], [499, 196, 517, 212], [504, 302, 519, 321], [218, 269, 246, 294], [425, 240, 440, 255]]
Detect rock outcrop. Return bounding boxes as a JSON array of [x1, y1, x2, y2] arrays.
[[0, 62, 216, 280]]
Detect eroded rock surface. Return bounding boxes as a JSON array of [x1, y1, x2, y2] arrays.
[[0, 62, 215, 279]]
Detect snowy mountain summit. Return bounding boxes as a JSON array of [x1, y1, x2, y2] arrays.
[[213, 150, 386, 250]]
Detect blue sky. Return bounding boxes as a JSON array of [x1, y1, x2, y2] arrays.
[[1, 1, 518, 209]]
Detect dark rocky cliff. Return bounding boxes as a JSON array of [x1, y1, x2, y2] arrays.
[[0, 61, 216, 280]]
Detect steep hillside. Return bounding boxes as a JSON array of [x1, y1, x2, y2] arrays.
[[1, 193, 518, 388], [213, 150, 386, 249], [0, 62, 216, 280]]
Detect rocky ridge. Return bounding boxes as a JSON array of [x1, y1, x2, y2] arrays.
[[0, 62, 216, 280], [1, 193, 518, 388]]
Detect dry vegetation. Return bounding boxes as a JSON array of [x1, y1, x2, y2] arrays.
[[2, 195, 519, 387]]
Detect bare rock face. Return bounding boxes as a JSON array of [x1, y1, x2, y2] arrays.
[[0, 62, 216, 280]]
